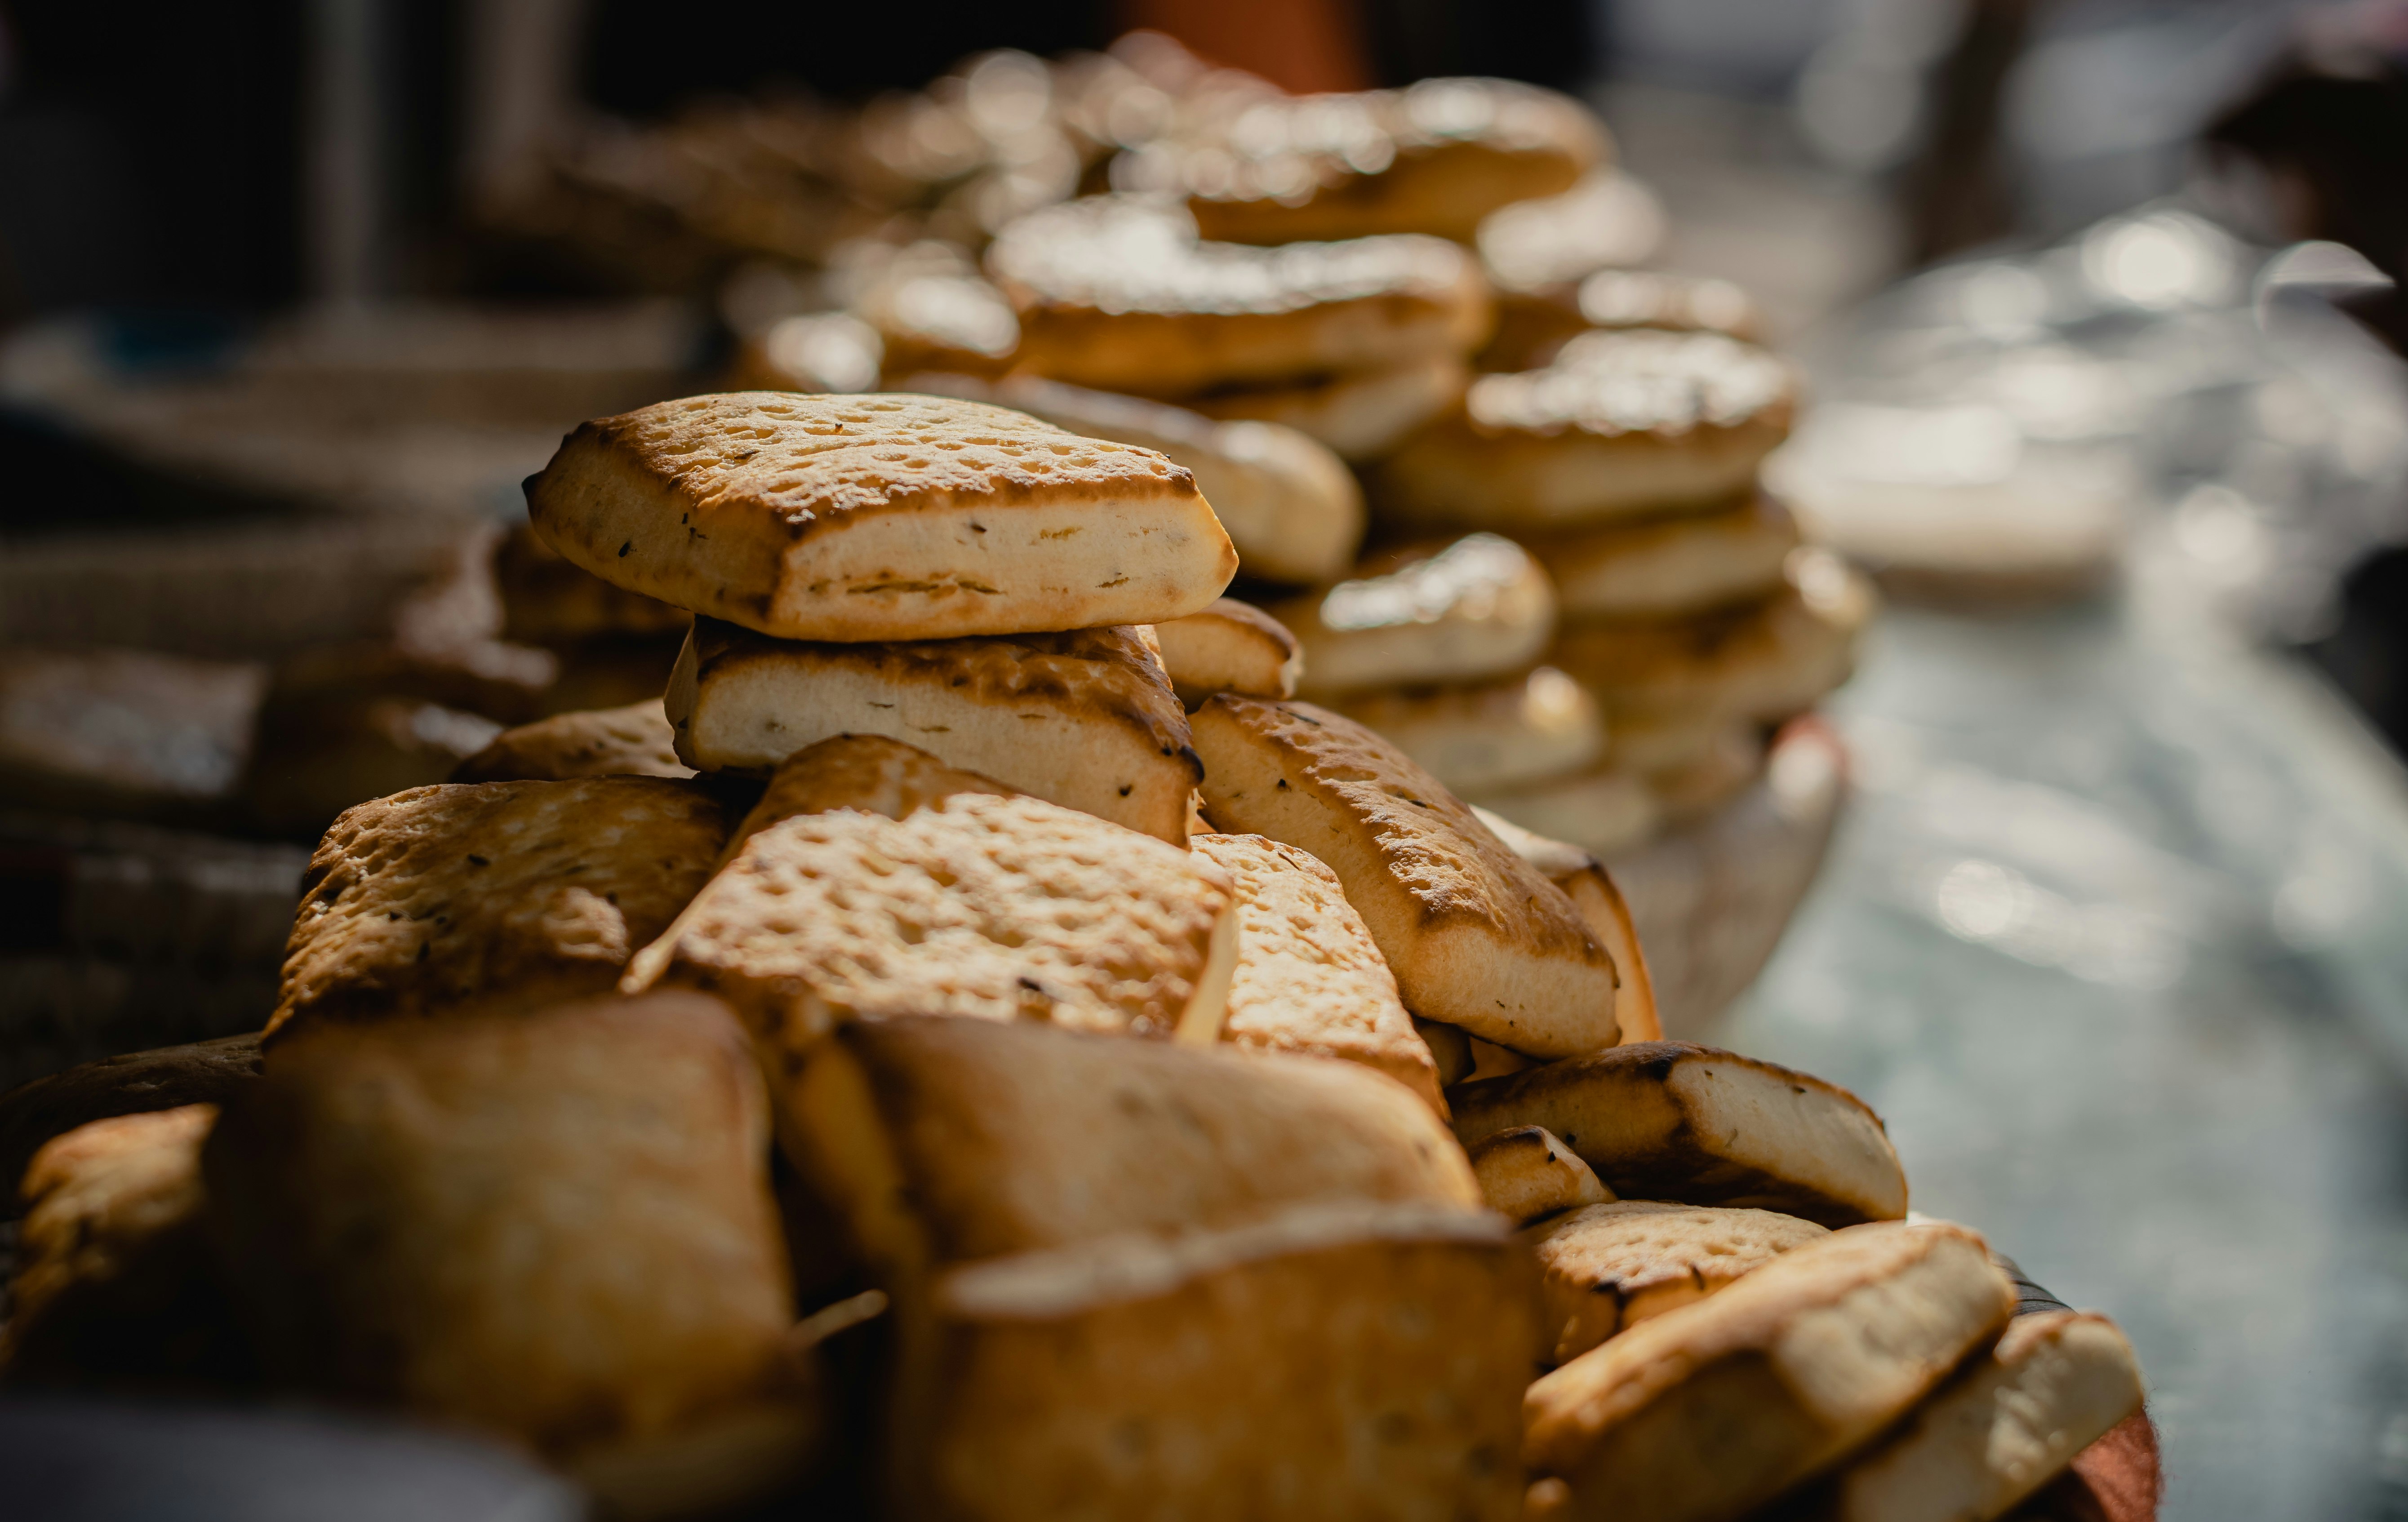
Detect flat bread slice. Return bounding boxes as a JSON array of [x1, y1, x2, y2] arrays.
[[1190, 695, 1617, 1058], [666, 618, 1197, 845], [624, 792, 1237, 1053], [1191, 832, 1443, 1113], [1523, 1221, 2017, 1522], [526, 391, 1237, 642], [1187, 353, 1467, 462], [1467, 762, 1662, 858], [1468, 1125, 1612, 1226], [1472, 806, 1661, 1043], [1277, 533, 1555, 697], [1522, 1201, 1829, 1365], [1448, 1043, 1906, 1227], [1336, 666, 1603, 795], [767, 1016, 1519, 1522], [1808, 1309, 2145, 1522], [268, 778, 728, 1042], [1533, 492, 1799, 621], [206, 991, 811, 1504], [723, 734, 1015, 865], [916, 373, 1364, 586], [451, 698, 692, 783], [1151, 599, 1302, 707]]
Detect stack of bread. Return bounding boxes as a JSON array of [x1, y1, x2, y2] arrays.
[[0, 394, 2146, 1521]]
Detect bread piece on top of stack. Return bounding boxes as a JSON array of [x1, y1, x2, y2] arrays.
[[986, 195, 1493, 463], [1356, 310, 1874, 856]]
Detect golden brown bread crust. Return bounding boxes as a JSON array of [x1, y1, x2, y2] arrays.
[[764, 1015, 1513, 1520], [1, 1104, 248, 1388], [206, 993, 803, 1463], [923, 1231, 1534, 1522], [267, 777, 727, 1041], [1378, 332, 1798, 531], [1477, 268, 1759, 373], [1467, 1124, 1613, 1226], [449, 698, 693, 783], [1549, 555, 1873, 722], [1522, 1222, 2016, 1522], [1185, 354, 1469, 462], [1158, 79, 1607, 245], [724, 733, 1016, 863], [1808, 1309, 2145, 1522], [669, 617, 1199, 845], [1279, 533, 1558, 698], [527, 391, 1237, 641], [1448, 1042, 1907, 1228], [625, 792, 1236, 1052], [0, 1035, 261, 1217], [1521, 1201, 1829, 1366], [1533, 493, 1800, 621], [1192, 831, 1444, 1114], [1467, 807, 1662, 1044], [1335, 667, 1602, 795], [1189, 695, 1617, 1057], [1151, 598, 1302, 706], [990, 196, 1495, 399], [1474, 173, 1670, 298], [1466, 762, 1662, 858], [913, 373, 1366, 585], [824, 1015, 1480, 1263]]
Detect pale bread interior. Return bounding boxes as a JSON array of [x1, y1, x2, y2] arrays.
[[1467, 1125, 1612, 1225]]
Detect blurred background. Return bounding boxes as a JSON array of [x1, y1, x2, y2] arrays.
[[1, 1, 2406, 1517]]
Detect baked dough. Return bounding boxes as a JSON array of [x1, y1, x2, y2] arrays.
[[1335, 666, 1602, 795], [1190, 694, 1618, 1057], [1449, 1042, 1907, 1227], [1141, 78, 1606, 245], [1466, 763, 1662, 858], [0, 1034, 261, 1215], [911, 373, 1364, 585], [267, 777, 726, 1042], [1475, 172, 1668, 296], [624, 791, 1237, 1052], [527, 391, 1237, 642], [1186, 353, 1468, 462], [1549, 552, 1873, 722], [1649, 723, 1766, 823], [766, 1015, 1525, 1522], [1470, 806, 1661, 1043], [1534, 493, 1800, 621], [1468, 1125, 1613, 1226], [1278, 533, 1556, 697], [1192, 831, 1443, 1113], [989, 195, 1493, 399], [451, 698, 693, 783], [1151, 598, 1302, 706], [1522, 1201, 1830, 1365], [1479, 267, 1758, 374], [1379, 330, 1797, 531], [724, 733, 1015, 862], [1, 1104, 243, 1386], [1808, 1308, 2146, 1522], [206, 992, 810, 1497], [666, 617, 1197, 845], [1522, 1221, 2016, 1522]]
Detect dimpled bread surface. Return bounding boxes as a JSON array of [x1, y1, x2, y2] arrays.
[[526, 391, 1237, 642], [1190, 694, 1618, 1058], [1192, 831, 1444, 1114], [723, 734, 1016, 862], [268, 778, 727, 1041], [624, 792, 1235, 1054]]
